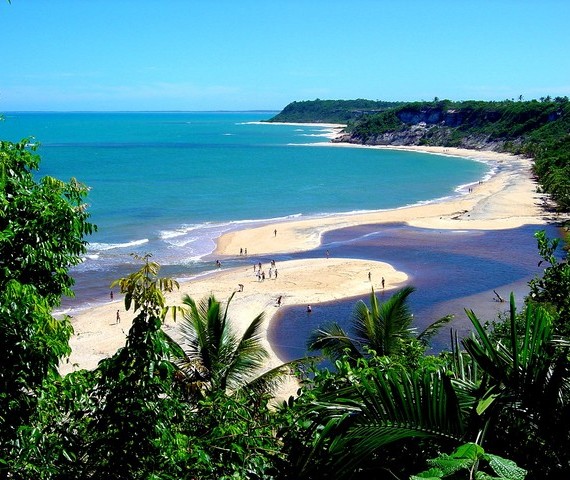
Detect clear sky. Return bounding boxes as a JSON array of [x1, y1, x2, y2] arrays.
[[2, 0, 569, 111]]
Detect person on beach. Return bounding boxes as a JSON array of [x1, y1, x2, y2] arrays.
[[277, 295, 282, 307], [274, 268, 278, 279], [116, 310, 121, 324], [238, 283, 244, 292], [216, 260, 222, 269], [274, 229, 277, 237], [382, 277, 385, 289], [368, 271, 371, 282], [326, 249, 330, 259], [244, 248, 247, 255], [240, 248, 243, 255]]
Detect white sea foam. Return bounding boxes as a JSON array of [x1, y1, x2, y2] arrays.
[[88, 239, 149, 251]]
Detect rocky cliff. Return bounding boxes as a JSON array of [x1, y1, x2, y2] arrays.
[[332, 105, 531, 152]]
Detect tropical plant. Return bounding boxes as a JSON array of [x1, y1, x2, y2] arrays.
[[292, 295, 569, 479], [182, 389, 286, 479], [461, 295, 570, 477], [84, 255, 187, 479], [411, 442, 527, 480], [174, 292, 294, 401], [0, 139, 95, 476], [308, 286, 453, 363], [527, 230, 570, 335]]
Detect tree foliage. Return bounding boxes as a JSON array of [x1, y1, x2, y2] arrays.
[[0, 139, 95, 476], [268, 99, 404, 124], [308, 286, 452, 364], [0, 139, 96, 305]]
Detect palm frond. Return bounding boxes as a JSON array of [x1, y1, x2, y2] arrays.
[[240, 357, 312, 397], [307, 322, 362, 362], [224, 312, 268, 391], [309, 367, 466, 476], [417, 314, 454, 346]]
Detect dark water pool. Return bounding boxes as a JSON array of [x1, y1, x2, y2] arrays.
[[267, 223, 562, 361]]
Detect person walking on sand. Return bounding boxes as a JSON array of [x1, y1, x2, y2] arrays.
[[274, 229, 277, 237], [277, 295, 282, 307], [382, 277, 385, 289], [116, 310, 121, 324], [274, 268, 278, 279], [368, 271, 371, 282]]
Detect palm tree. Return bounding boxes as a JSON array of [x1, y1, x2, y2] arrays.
[[307, 286, 452, 362], [174, 292, 294, 401], [299, 294, 570, 478]]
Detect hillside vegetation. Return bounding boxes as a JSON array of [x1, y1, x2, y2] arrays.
[[267, 99, 403, 124]]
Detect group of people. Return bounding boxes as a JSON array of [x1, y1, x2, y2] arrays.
[[239, 247, 248, 256], [254, 260, 278, 281]]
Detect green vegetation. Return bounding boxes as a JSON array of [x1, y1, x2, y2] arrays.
[[2, 115, 570, 478], [345, 98, 570, 150], [267, 99, 403, 124]]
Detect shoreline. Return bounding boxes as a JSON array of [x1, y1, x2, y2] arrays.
[[61, 141, 561, 399], [215, 144, 551, 258], [61, 257, 408, 398]]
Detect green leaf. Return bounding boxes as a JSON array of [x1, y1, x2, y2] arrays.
[[487, 453, 528, 480], [410, 467, 444, 479], [476, 391, 499, 415]]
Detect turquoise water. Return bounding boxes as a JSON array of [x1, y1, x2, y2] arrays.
[[1, 111, 489, 308]]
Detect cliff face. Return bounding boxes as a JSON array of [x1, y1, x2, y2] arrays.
[[333, 106, 520, 151]]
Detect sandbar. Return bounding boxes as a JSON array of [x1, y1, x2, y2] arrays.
[[61, 258, 407, 387]]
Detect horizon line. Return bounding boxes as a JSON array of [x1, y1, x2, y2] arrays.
[[2, 109, 281, 114]]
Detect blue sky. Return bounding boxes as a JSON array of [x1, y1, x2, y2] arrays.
[[2, 0, 569, 111]]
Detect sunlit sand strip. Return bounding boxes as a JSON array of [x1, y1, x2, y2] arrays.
[[215, 146, 552, 258], [61, 258, 407, 400]]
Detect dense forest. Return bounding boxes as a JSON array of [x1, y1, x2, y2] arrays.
[[267, 99, 403, 124], [2, 98, 570, 479]]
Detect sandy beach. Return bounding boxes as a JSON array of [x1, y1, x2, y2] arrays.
[[216, 145, 550, 258], [60, 142, 559, 398]]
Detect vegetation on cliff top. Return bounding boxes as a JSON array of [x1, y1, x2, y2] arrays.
[[267, 99, 403, 124]]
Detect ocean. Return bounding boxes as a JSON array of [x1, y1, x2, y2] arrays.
[[1, 111, 553, 355]]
